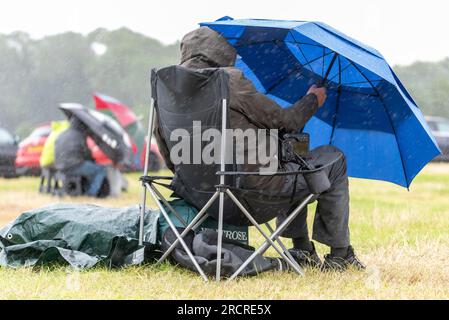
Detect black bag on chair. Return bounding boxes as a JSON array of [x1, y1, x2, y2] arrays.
[[161, 228, 288, 277]]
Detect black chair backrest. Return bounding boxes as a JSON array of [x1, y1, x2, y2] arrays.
[[152, 65, 242, 222], [152, 65, 326, 226]]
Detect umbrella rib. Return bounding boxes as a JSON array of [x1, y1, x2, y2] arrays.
[[321, 52, 339, 85], [295, 40, 313, 72], [236, 29, 333, 93], [340, 80, 382, 86], [290, 30, 329, 75], [293, 42, 326, 48], [326, 61, 380, 89], [338, 88, 380, 97], [288, 30, 314, 73], [231, 38, 326, 49], [265, 50, 335, 94], [288, 30, 326, 75], [297, 50, 335, 68], [327, 62, 352, 82], [329, 56, 342, 145], [322, 47, 325, 77], [347, 60, 409, 186], [287, 30, 327, 49], [234, 39, 281, 47]]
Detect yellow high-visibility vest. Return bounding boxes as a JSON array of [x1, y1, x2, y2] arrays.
[[40, 120, 70, 168]]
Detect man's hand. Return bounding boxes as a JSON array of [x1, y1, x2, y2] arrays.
[[307, 85, 327, 108]]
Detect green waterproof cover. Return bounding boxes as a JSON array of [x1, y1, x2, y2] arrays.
[[0, 200, 248, 269], [0, 204, 160, 269]]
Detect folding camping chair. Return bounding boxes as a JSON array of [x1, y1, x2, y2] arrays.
[[139, 65, 337, 282]]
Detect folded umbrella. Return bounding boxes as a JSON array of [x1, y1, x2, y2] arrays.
[[59, 103, 133, 166], [201, 17, 440, 187]]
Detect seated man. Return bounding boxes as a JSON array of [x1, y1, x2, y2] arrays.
[[54, 117, 106, 197], [155, 27, 365, 271]]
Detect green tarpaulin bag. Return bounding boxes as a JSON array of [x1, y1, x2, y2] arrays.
[[0, 200, 249, 269], [0, 204, 159, 269]]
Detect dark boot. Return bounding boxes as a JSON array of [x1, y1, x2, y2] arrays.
[[288, 242, 322, 268], [322, 246, 365, 271]]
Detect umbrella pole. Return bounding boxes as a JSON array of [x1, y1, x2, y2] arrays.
[[139, 97, 156, 245], [321, 52, 339, 86]]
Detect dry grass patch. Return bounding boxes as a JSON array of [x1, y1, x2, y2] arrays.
[[1, 165, 449, 299]]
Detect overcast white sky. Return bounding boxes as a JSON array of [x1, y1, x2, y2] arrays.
[[0, 0, 448, 65]]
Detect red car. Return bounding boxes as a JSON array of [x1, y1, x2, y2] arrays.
[[15, 124, 51, 176], [15, 123, 163, 175]]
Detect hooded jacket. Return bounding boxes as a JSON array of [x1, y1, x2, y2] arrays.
[[54, 118, 93, 171], [154, 27, 319, 192]]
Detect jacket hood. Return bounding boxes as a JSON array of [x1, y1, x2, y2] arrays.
[[180, 27, 237, 68]]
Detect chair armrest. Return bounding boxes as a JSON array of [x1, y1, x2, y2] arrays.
[[139, 176, 174, 183], [216, 153, 343, 177], [216, 170, 310, 177]]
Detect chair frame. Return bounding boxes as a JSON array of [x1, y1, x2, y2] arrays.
[[39, 167, 55, 194], [138, 70, 317, 282]]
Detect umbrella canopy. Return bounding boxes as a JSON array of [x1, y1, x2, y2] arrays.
[[93, 93, 138, 128], [93, 93, 146, 169], [59, 103, 133, 166], [201, 17, 440, 188]]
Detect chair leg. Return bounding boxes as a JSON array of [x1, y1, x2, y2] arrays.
[[215, 97, 228, 282], [156, 190, 219, 264], [138, 96, 156, 246], [53, 174, 64, 197], [147, 185, 209, 282], [39, 173, 45, 193], [227, 193, 315, 281], [138, 186, 148, 245], [225, 189, 304, 276], [265, 223, 303, 272], [215, 191, 225, 282], [150, 184, 188, 227], [46, 170, 54, 194]]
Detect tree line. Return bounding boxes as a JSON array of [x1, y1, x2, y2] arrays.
[[0, 28, 447, 137], [0, 28, 179, 137]]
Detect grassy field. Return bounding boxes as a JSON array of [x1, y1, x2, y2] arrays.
[[0, 165, 448, 300]]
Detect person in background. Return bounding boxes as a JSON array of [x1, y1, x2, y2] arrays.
[[54, 117, 106, 197]]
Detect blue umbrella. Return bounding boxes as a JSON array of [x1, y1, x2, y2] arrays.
[[201, 17, 440, 188]]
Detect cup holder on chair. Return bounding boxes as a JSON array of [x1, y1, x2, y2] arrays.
[[304, 169, 331, 195], [303, 151, 343, 195]]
